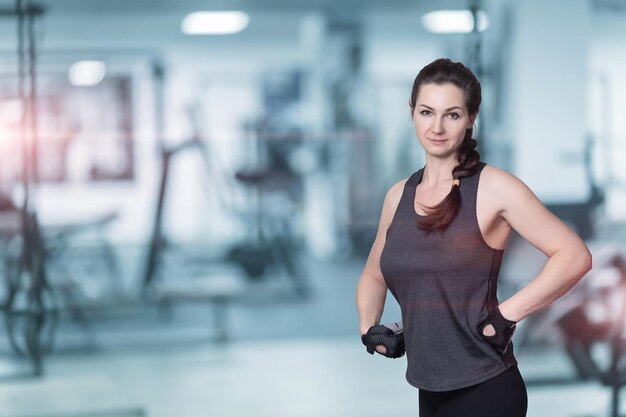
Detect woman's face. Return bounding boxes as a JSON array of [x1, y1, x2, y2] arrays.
[[411, 83, 476, 158]]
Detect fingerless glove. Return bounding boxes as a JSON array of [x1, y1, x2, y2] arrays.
[[361, 322, 405, 359], [477, 306, 517, 355]]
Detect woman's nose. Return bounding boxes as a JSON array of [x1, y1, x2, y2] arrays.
[[431, 117, 444, 134]]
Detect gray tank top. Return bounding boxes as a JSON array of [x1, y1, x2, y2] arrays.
[[380, 162, 517, 391]]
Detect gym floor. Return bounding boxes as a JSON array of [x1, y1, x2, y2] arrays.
[[0, 229, 624, 417]]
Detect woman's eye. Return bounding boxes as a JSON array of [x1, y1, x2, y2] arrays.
[[420, 110, 431, 116], [448, 112, 460, 119]]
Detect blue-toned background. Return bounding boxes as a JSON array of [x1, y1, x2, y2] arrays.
[[0, 0, 624, 416]]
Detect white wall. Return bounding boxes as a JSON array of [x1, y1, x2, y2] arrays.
[[506, 0, 591, 204], [589, 11, 626, 221]]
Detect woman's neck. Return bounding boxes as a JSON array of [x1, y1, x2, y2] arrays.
[[421, 156, 458, 188]]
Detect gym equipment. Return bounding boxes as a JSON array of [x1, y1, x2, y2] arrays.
[[141, 135, 310, 342], [553, 247, 626, 417], [231, 163, 311, 297], [140, 138, 247, 343], [1, 205, 123, 365], [0, 0, 53, 377], [505, 244, 626, 416], [163, 98, 311, 298], [0, 3, 311, 375], [0, 210, 61, 376], [361, 321, 405, 359]]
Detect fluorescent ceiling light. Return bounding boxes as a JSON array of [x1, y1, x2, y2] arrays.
[[69, 60, 106, 86], [182, 11, 250, 35], [422, 10, 489, 34]]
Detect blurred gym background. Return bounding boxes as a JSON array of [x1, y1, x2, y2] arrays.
[[0, 0, 625, 416]]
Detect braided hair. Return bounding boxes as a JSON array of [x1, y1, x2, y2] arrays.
[[408, 58, 482, 232]]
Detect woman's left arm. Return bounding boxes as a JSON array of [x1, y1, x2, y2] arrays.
[[486, 168, 593, 323]]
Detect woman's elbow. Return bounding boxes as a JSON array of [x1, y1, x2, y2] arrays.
[[577, 245, 593, 276], [584, 245, 593, 271]]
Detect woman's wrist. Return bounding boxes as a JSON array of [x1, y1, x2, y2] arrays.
[[498, 302, 522, 323], [360, 320, 376, 335]]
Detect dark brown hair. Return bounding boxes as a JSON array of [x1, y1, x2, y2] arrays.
[[408, 58, 482, 232]]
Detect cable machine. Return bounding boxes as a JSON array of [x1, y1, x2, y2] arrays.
[[0, 0, 59, 378]]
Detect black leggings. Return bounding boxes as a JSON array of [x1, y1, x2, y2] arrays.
[[418, 366, 527, 417]]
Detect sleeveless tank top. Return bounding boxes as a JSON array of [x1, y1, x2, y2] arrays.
[[379, 162, 518, 392]]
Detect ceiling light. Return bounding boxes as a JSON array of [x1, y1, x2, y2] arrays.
[[69, 60, 106, 87], [422, 10, 489, 34], [182, 11, 250, 35]]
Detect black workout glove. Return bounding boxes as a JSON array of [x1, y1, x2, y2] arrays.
[[361, 322, 405, 359], [477, 306, 517, 356]]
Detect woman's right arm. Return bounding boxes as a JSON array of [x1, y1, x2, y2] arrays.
[[356, 179, 405, 336]]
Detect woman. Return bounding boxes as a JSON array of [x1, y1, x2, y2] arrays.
[[355, 58, 592, 417]]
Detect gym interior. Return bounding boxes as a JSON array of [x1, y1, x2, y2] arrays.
[[0, 0, 625, 416]]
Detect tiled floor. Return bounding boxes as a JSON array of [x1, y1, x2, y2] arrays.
[[0, 230, 624, 417]]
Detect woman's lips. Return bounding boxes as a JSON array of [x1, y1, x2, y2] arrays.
[[429, 138, 447, 144]]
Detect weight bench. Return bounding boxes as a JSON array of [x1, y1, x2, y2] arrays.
[[146, 269, 247, 342]]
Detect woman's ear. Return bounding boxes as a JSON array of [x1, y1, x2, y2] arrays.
[[468, 113, 478, 129]]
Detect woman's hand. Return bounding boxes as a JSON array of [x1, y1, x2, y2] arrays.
[[361, 322, 405, 358], [477, 305, 517, 355], [361, 324, 388, 354]]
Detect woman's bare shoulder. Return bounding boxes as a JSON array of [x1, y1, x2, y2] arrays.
[[479, 163, 540, 219], [387, 177, 408, 200], [480, 164, 532, 194], [380, 177, 409, 226]]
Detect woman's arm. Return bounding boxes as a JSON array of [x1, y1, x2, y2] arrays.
[[356, 179, 404, 335], [484, 166, 593, 323]]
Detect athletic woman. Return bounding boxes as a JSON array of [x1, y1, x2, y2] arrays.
[[356, 58, 592, 417]]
